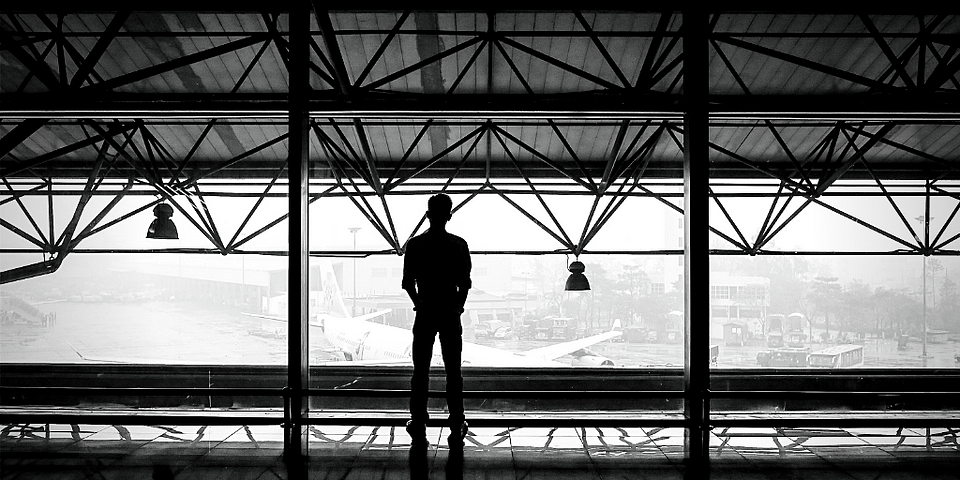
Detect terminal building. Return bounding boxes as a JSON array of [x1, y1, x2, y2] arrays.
[[2, 7, 959, 479]]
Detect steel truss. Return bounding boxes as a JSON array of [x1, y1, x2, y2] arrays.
[[3, 115, 960, 281]]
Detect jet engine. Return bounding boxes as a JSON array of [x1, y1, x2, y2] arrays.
[[570, 348, 615, 366]]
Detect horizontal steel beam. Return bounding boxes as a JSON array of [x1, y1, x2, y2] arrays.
[[1, 96, 958, 120]]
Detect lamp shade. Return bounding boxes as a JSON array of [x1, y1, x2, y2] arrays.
[[147, 203, 179, 239], [564, 260, 590, 291]]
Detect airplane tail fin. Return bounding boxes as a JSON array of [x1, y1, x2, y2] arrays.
[[314, 259, 351, 318], [612, 319, 622, 332]]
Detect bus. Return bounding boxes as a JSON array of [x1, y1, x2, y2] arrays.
[[756, 348, 810, 368], [808, 344, 864, 368]]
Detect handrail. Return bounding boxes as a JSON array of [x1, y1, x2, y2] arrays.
[[0, 386, 282, 396], [5, 386, 960, 400], [709, 390, 960, 399]]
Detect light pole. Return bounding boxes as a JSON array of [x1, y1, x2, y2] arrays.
[[915, 215, 930, 358], [348, 227, 361, 316]]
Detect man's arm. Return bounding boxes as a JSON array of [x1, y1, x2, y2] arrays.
[[454, 241, 472, 312], [401, 242, 423, 311]]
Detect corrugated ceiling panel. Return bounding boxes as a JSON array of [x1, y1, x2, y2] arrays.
[[144, 124, 184, 159], [452, 13, 487, 94], [232, 14, 286, 93]]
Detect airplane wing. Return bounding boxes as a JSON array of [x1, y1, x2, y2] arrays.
[[315, 358, 412, 366], [66, 342, 210, 365], [348, 310, 393, 322], [517, 330, 622, 363], [240, 309, 391, 325]]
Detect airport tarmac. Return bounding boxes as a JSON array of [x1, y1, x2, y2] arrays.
[[3, 300, 959, 369]]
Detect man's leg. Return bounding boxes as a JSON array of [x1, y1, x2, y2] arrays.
[[438, 325, 466, 444], [410, 329, 435, 424]]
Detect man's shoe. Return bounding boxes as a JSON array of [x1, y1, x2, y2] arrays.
[[447, 420, 468, 447], [406, 420, 427, 446]]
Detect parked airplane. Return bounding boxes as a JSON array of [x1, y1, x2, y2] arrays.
[[67, 259, 621, 366], [243, 261, 623, 368]]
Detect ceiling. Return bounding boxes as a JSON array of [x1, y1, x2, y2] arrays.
[[3, 10, 958, 185]]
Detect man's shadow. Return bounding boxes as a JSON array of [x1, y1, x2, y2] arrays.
[[408, 443, 464, 480], [445, 444, 464, 480], [408, 444, 429, 478]]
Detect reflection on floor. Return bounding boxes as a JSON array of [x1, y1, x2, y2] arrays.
[[2, 423, 958, 479]]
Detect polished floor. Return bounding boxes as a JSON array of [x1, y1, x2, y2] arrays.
[[2, 423, 959, 479]]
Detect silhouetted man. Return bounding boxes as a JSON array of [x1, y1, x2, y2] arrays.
[[402, 193, 471, 447]]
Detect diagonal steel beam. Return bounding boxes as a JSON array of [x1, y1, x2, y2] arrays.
[[34, 14, 107, 86], [1, 122, 138, 178], [601, 120, 633, 191], [668, 124, 809, 192], [71, 11, 129, 88], [712, 34, 898, 93], [581, 169, 655, 253], [447, 37, 489, 94], [710, 187, 752, 253], [313, 7, 353, 98], [925, 44, 960, 90], [0, 183, 45, 208], [14, 39, 55, 93], [385, 120, 433, 188], [68, 177, 133, 247], [574, 11, 630, 88], [354, 11, 411, 88], [843, 128, 928, 247], [313, 124, 372, 186], [492, 128, 575, 250], [489, 184, 574, 251], [306, 37, 340, 88], [389, 123, 486, 188], [53, 139, 109, 259], [315, 137, 395, 247], [0, 217, 47, 250], [89, 34, 268, 91], [173, 37, 275, 184], [363, 36, 483, 91], [753, 183, 790, 249], [612, 122, 668, 183], [179, 133, 290, 187], [0, 119, 48, 160], [635, 12, 673, 90], [226, 161, 287, 251], [55, 15, 65, 85], [813, 123, 897, 196], [230, 187, 334, 253], [546, 120, 598, 193], [491, 35, 536, 93], [353, 119, 383, 194], [497, 35, 622, 91], [1, 14, 62, 90], [860, 15, 916, 90], [492, 124, 594, 192], [183, 184, 226, 252], [641, 37, 683, 91], [771, 181, 917, 252], [1, 176, 48, 247], [872, 15, 945, 90]]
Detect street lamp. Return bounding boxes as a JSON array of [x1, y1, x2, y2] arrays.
[[915, 215, 931, 358], [348, 227, 361, 317]]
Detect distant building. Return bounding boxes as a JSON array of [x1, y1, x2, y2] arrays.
[[708, 272, 771, 341]]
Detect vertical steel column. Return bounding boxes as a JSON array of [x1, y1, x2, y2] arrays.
[[285, 2, 311, 461], [682, 9, 710, 466]]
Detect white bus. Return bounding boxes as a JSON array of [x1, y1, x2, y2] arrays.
[[808, 344, 864, 368]]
